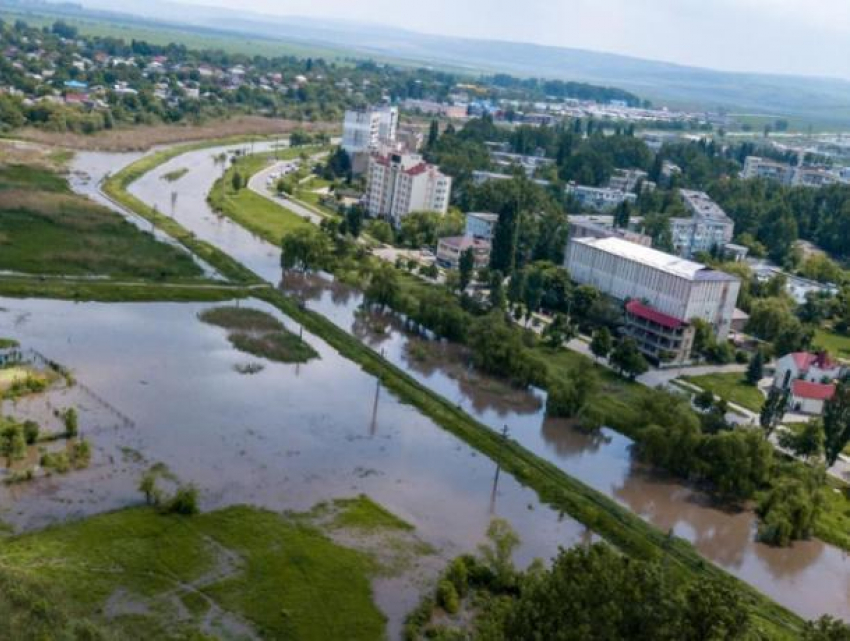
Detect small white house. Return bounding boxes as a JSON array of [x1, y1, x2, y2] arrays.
[[774, 352, 843, 389], [789, 380, 836, 415]]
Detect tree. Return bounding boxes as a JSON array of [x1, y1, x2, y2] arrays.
[[345, 206, 363, 238], [543, 313, 576, 348], [280, 227, 330, 272], [0, 422, 26, 466], [427, 119, 439, 148], [488, 270, 506, 310], [166, 485, 200, 516], [138, 469, 162, 506], [757, 464, 823, 546], [760, 387, 788, 437], [803, 616, 850, 641], [458, 248, 475, 292], [231, 170, 243, 192], [778, 418, 824, 460], [365, 263, 400, 310], [478, 518, 519, 590], [590, 327, 612, 361], [610, 338, 649, 380], [63, 408, 78, 438], [746, 349, 764, 386], [823, 381, 850, 467], [613, 199, 631, 229]]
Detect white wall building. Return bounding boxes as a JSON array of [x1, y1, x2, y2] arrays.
[[342, 105, 398, 154], [366, 153, 452, 226], [742, 156, 844, 189], [565, 236, 741, 340], [565, 183, 637, 213], [673, 190, 736, 258]]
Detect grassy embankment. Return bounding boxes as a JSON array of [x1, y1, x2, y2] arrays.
[[207, 150, 314, 239], [199, 305, 318, 363], [0, 498, 410, 640], [0, 164, 203, 280], [0, 277, 250, 303], [682, 372, 766, 413], [105, 143, 804, 638], [102, 141, 266, 286]]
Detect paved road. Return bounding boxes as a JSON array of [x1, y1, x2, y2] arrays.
[[247, 161, 325, 225]]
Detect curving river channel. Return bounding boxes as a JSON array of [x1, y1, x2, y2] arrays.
[[2, 140, 849, 631]]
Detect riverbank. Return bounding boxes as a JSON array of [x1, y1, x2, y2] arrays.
[[99, 138, 803, 637]]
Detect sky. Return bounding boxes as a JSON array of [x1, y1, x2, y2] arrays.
[[167, 0, 850, 79]]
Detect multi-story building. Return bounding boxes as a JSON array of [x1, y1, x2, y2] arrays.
[[742, 156, 843, 188], [490, 151, 554, 177], [565, 236, 741, 364], [342, 105, 398, 155], [672, 190, 735, 258], [565, 183, 637, 213], [436, 236, 491, 269], [608, 168, 652, 194], [366, 153, 452, 226], [472, 170, 551, 188], [465, 212, 499, 241], [568, 216, 652, 247]]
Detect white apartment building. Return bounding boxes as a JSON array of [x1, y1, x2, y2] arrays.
[[565, 236, 740, 341], [673, 190, 735, 258], [342, 105, 398, 154], [742, 156, 844, 188], [366, 153, 452, 226], [565, 183, 637, 212]]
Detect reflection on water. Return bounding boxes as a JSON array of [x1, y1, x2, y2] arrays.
[[64, 143, 850, 624], [0, 297, 584, 637]]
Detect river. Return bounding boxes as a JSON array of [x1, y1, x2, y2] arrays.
[[19, 141, 849, 624]]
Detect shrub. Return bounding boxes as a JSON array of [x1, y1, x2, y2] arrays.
[[166, 485, 200, 516], [436, 580, 460, 615], [22, 421, 39, 445], [445, 557, 469, 598]]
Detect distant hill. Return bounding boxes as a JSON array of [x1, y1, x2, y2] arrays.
[[16, 0, 850, 127]]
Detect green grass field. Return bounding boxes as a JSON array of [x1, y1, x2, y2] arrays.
[[0, 504, 389, 640], [208, 152, 315, 241], [813, 329, 850, 361], [682, 372, 765, 412], [0, 165, 203, 280]]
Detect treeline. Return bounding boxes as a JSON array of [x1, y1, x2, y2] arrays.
[[487, 73, 644, 106], [710, 178, 850, 263]]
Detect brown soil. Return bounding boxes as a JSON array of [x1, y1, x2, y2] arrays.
[[12, 116, 338, 152]]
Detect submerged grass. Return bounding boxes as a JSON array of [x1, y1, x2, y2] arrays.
[[199, 305, 319, 363], [0, 165, 203, 280], [104, 137, 804, 638], [0, 505, 386, 640]]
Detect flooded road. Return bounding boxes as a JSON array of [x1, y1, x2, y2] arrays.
[[58, 142, 850, 623]]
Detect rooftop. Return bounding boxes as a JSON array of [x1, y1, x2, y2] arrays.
[[790, 351, 839, 372], [571, 236, 738, 282], [467, 212, 498, 222], [792, 380, 836, 401], [625, 300, 685, 329], [438, 236, 491, 250], [679, 189, 732, 222]]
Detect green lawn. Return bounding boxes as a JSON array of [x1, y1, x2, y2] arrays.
[[813, 329, 850, 361], [0, 165, 203, 280], [0, 504, 388, 640], [209, 153, 314, 241], [682, 372, 765, 412]]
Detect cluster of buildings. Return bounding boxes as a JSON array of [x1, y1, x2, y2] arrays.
[[773, 351, 844, 416], [0, 29, 323, 116], [742, 156, 849, 189], [565, 169, 655, 214], [565, 236, 741, 365], [436, 212, 497, 269], [342, 104, 453, 226]]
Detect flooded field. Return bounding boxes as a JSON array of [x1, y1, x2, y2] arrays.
[[0, 297, 586, 636], [56, 142, 850, 623]]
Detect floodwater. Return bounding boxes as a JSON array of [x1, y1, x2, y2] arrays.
[[60, 143, 850, 623], [0, 297, 587, 637]]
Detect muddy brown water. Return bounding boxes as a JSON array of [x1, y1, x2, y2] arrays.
[[42, 143, 850, 625]]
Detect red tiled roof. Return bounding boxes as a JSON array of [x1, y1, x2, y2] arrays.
[[791, 351, 838, 372], [625, 300, 685, 330], [792, 380, 836, 401], [405, 163, 429, 176]]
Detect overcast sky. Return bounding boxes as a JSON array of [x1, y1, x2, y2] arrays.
[[168, 0, 850, 79]]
